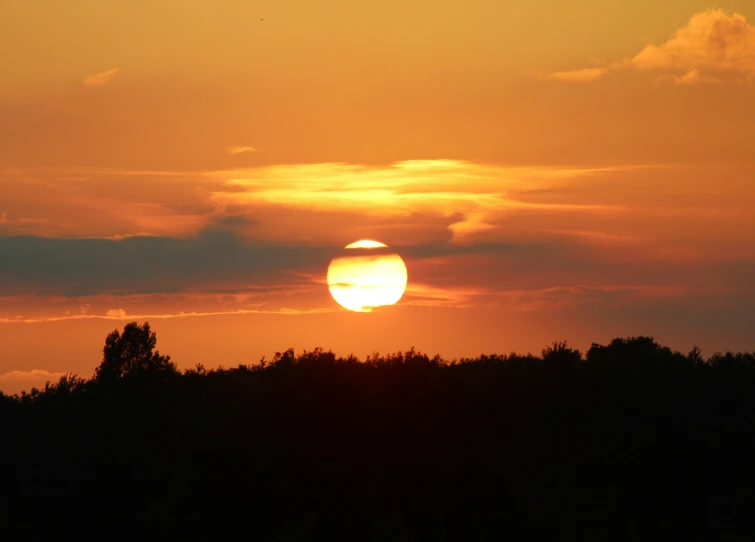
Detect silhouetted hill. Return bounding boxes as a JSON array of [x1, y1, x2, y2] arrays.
[[1, 323, 754, 541]]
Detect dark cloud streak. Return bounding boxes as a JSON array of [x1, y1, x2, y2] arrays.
[[0, 231, 334, 296], [1, 229, 753, 302]]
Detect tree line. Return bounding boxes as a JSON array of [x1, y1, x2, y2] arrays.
[[1, 321, 754, 540]]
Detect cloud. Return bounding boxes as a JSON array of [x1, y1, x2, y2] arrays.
[[0, 166, 215, 238], [0, 230, 526, 299], [1, 160, 751, 309], [0, 160, 642, 244], [0, 210, 55, 235], [82, 68, 120, 87], [539, 229, 644, 248], [107, 233, 158, 241], [0, 369, 64, 395], [0, 235, 752, 337], [0, 230, 336, 297], [0, 307, 337, 325], [543, 10, 755, 84], [402, 283, 484, 308], [212, 160, 623, 243], [0, 229, 662, 300], [228, 146, 259, 154], [494, 285, 689, 312], [673, 68, 723, 85], [540, 68, 608, 83], [631, 10, 755, 80]]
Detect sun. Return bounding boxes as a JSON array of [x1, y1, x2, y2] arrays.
[[327, 240, 408, 312]]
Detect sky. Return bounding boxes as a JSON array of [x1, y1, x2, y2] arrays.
[[1, 1, 755, 393]]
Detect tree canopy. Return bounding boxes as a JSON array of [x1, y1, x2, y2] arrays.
[[94, 321, 177, 383]]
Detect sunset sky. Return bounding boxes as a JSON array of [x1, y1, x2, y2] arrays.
[[2, 1, 754, 393]]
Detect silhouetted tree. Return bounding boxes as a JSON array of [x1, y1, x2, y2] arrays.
[[271, 348, 296, 368], [94, 321, 177, 383], [685, 345, 704, 366], [542, 340, 581, 378], [44, 373, 87, 396], [586, 335, 666, 364]]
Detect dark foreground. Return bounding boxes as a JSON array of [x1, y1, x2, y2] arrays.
[[2, 322, 754, 541]]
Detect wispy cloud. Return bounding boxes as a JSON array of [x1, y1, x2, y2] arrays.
[[227, 146, 259, 155], [0, 210, 55, 234], [540, 229, 645, 247], [494, 285, 690, 312], [672, 68, 723, 85], [540, 68, 607, 83], [82, 68, 120, 87], [0, 161, 654, 244], [212, 160, 624, 243], [107, 232, 158, 241], [402, 282, 485, 308], [0, 282, 694, 323], [0, 307, 338, 325]]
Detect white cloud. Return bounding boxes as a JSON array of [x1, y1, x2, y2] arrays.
[[105, 308, 127, 318]]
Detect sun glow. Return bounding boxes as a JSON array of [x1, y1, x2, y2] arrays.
[[345, 240, 388, 249], [327, 240, 408, 312]]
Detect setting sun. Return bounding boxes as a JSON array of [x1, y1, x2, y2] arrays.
[[326, 240, 408, 312]]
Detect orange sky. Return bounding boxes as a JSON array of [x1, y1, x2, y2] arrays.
[[1, 2, 755, 393]]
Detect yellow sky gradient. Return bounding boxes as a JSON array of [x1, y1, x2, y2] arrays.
[[1, 2, 755, 393]]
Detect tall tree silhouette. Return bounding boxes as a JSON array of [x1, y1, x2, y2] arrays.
[[94, 321, 176, 382]]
